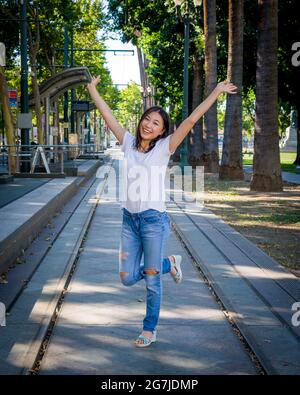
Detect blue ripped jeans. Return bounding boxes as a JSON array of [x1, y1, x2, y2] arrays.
[[119, 208, 171, 333]]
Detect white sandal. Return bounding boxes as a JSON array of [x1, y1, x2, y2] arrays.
[[135, 331, 157, 348], [170, 255, 183, 284]]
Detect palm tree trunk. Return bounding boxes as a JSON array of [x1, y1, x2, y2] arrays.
[[203, 0, 219, 173], [169, 103, 180, 163], [28, 9, 43, 145], [294, 105, 300, 165], [189, 55, 204, 166], [143, 55, 152, 108], [0, 66, 16, 173], [31, 65, 44, 144], [219, 0, 244, 180], [137, 46, 146, 86], [250, 0, 282, 191], [172, 120, 181, 163], [137, 45, 153, 111]]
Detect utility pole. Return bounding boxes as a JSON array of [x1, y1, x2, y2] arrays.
[[63, 24, 69, 143], [20, 0, 30, 172], [174, 0, 202, 168], [70, 28, 75, 134], [180, 11, 190, 168]]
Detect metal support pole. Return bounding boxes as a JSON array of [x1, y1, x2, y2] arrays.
[[180, 12, 190, 168], [99, 117, 103, 150], [70, 28, 75, 133], [45, 96, 50, 145], [87, 113, 91, 145], [63, 24, 69, 143], [84, 114, 88, 145], [1, 108, 4, 145], [20, 0, 30, 172]]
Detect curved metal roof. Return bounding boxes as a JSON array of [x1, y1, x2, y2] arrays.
[[29, 67, 92, 107]]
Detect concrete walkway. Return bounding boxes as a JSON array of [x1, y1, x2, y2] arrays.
[[0, 159, 102, 275], [282, 171, 300, 184], [244, 165, 300, 184], [0, 152, 299, 375], [0, 178, 51, 209], [40, 158, 300, 375], [39, 164, 258, 375], [0, 159, 100, 209], [0, 169, 107, 374]]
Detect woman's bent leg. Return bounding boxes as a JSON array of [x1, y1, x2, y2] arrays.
[[141, 211, 171, 332], [119, 212, 143, 286], [143, 272, 162, 332], [162, 257, 171, 274]]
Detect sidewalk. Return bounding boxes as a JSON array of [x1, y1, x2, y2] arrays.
[[244, 165, 300, 184], [39, 161, 300, 375], [0, 153, 299, 375], [0, 178, 51, 209], [38, 161, 258, 375], [0, 159, 101, 209], [0, 159, 102, 275]]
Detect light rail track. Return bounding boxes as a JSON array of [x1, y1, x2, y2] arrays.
[[2, 157, 273, 375]]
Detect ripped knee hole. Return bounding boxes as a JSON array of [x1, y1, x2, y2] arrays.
[[119, 271, 128, 279], [144, 269, 159, 275], [120, 251, 129, 260]]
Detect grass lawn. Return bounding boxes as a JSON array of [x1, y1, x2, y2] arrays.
[[202, 174, 300, 274], [173, 151, 300, 276], [243, 151, 300, 174]]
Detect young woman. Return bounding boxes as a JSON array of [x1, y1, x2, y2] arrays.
[[87, 76, 237, 347]]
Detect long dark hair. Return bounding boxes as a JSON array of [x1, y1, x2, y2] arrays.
[[134, 106, 170, 153]]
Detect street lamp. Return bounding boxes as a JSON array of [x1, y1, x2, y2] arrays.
[[146, 86, 152, 107], [173, 0, 202, 168], [139, 85, 152, 111], [63, 24, 69, 143], [139, 86, 146, 111]]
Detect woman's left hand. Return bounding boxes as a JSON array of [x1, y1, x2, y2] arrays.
[[216, 81, 238, 94]]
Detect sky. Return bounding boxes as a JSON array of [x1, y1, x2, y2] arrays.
[[104, 37, 141, 88], [101, 0, 140, 88]]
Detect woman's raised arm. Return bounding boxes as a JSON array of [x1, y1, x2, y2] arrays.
[[87, 76, 126, 144], [169, 81, 237, 153]]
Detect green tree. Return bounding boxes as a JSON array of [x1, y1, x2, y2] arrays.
[[0, 0, 19, 170], [202, 0, 218, 172], [219, 0, 244, 180], [115, 81, 142, 132], [0, 0, 117, 147], [278, 0, 300, 164], [107, 0, 207, 164], [250, 0, 282, 191]]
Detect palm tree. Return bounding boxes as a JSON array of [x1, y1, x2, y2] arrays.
[[250, 0, 282, 191], [188, 54, 204, 165], [28, 6, 43, 145], [135, 32, 153, 111], [203, 0, 219, 173], [219, 0, 244, 180], [0, 66, 16, 172]]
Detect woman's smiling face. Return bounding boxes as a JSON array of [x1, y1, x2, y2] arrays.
[[140, 111, 165, 141]]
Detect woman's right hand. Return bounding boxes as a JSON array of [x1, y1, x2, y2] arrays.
[[87, 75, 101, 89]]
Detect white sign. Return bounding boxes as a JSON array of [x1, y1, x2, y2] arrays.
[[30, 146, 51, 174], [50, 126, 58, 136], [0, 302, 6, 326], [17, 113, 33, 129], [0, 42, 5, 67]]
